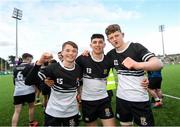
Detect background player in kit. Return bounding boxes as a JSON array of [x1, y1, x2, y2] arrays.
[[25, 41, 82, 126], [148, 69, 163, 107], [12, 53, 38, 127], [76, 34, 116, 126], [105, 24, 163, 126]]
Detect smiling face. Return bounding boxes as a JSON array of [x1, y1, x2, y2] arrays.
[[61, 42, 78, 63], [90, 38, 105, 55]]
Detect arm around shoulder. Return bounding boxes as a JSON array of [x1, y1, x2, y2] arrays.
[[25, 64, 41, 85]]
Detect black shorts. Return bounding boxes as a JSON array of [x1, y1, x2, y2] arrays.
[[149, 77, 162, 89], [44, 113, 79, 126], [81, 97, 114, 123], [13, 92, 35, 105], [116, 97, 154, 126]]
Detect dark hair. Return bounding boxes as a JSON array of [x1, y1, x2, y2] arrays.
[[105, 24, 122, 36], [22, 53, 33, 60], [49, 59, 57, 64], [62, 41, 78, 50], [58, 51, 62, 54], [91, 34, 105, 41]]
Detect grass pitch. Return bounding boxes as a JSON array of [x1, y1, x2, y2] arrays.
[[0, 64, 180, 126]]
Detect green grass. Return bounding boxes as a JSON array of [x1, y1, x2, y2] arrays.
[[153, 64, 180, 126], [0, 64, 180, 126], [0, 75, 44, 126]]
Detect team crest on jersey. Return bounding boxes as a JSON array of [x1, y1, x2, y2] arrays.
[[105, 108, 111, 117], [114, 60, 119, 65], [140, 117, 147, 125], [103, 69, 108, 75]]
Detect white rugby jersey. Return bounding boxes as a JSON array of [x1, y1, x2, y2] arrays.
[[13, 62, 35, 96], [76, 52, 114, 101], [26, 61, 82, 118], [107, 42, 155, 102]]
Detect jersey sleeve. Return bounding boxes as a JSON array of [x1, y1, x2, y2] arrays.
[[76, 55, 83, 67], [106, 50, 115, 68], [106, 54, 114, 68], [133, 43, 155, 62], [25, 64, 41, 85], [38, 65, 53, 81]]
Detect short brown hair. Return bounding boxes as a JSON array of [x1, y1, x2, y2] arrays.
[[62, 41, 78, 50], [105, 24, 122, 36], [22, 53, 33, 60]]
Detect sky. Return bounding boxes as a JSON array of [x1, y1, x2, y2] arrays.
[[0, 0, 180, 61]]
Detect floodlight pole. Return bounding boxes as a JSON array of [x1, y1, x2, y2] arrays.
[[159, 25, 165, 58], [12, 8, 22, 63], [15, 18, 18, 60]]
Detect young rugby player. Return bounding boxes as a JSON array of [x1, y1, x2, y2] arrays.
[[12, 53, 38, 127], [105, 24, 163, 126], [76, 34, 116, 126], [25, 41, 82, 126]]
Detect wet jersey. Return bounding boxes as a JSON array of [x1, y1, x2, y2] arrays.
[[13, 62, 35, 96], [107, 42, 155, 102], [76, 52, 114, 101]]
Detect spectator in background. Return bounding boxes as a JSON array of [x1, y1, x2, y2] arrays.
[[58, 51, 63, 61], [148, 69, 163, 108]]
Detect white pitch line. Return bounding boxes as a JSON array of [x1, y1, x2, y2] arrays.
[[163, 94, 180, 100]]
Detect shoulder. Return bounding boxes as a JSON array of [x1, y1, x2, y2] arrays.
[[76, 54, 90, 64], [107, 48, 116, 56], [46, 62, 59, 70], [129, 42, 147, 49], [77, 54, 90, 59], [104, 54, 112, 61]]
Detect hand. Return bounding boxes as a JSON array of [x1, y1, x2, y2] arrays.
[[122, 57, 140, 70], [76, 94, 81, 104], [81, 50, 89, 56], [37, 52, 53, 65], [44, 77, 54, 87], [141, 77, 149, 90]]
